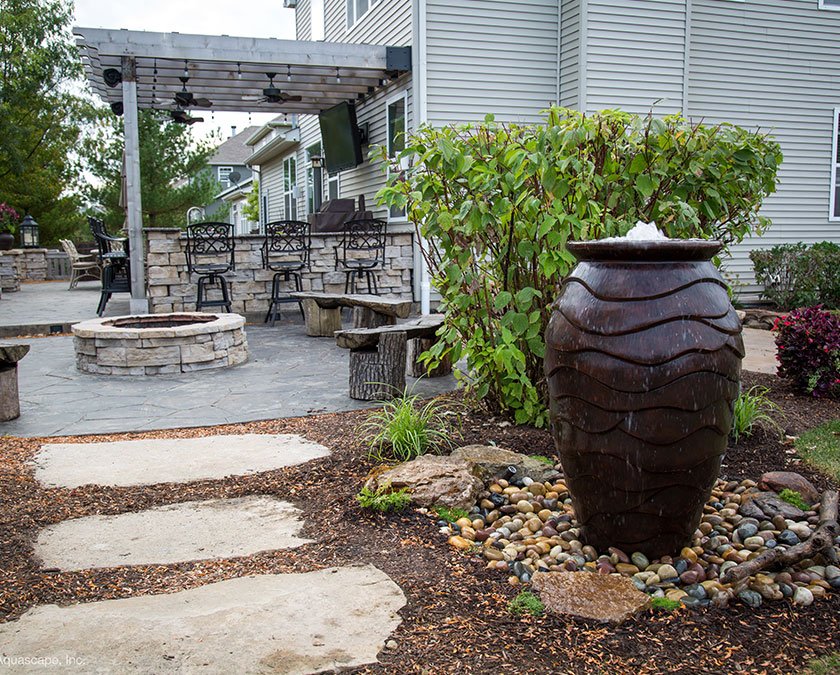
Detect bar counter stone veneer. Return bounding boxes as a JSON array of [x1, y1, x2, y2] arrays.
[[143, 228, 415, 316]]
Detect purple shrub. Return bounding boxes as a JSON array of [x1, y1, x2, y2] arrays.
[[774, 305, 840, 399]]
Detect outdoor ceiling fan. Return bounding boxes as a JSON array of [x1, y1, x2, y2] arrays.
[[174, 75, 213, 108], [252, 72, 302, 104], [170, 107, 204, 125]]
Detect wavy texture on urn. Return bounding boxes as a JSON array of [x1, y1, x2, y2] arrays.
[[544, 240, 744, 558]]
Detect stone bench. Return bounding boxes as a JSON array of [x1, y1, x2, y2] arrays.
[[0, 343, 30, 421], [334, 315, 450, 400], [290, 291, 412, 337]]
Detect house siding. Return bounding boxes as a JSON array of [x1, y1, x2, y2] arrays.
[[584, 0, 686, 116], [424, 0, 559, 126], [260, 156, 286, 222], [559, 0, 581, 109], [687, 0, 840, 295]]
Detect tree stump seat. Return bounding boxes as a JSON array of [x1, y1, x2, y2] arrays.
[[0, 343, 30, 421], [334, 315, 450, 400], [290, 291, 413, 337]]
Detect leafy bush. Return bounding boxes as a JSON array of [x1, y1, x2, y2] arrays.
[[358, 388, 461, 463], [730, 385, 783, 444], [508, 590, 545, 617], [778, 488, 810, 511], [775, 306, 840, 398], [377, 107, 781, 425], [356, 483, 411, 513], [750, 242, 840, 310]]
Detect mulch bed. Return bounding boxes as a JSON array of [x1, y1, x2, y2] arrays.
[[0, 369, 838, 674]]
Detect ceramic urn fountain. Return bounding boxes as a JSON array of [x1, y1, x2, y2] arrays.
[[544, 229, 744, 557]]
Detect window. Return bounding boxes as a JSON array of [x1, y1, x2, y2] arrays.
[[311, 0, 325, 39], [328, 173, 340, 201], [347, 0, 379, 29], [283, 156, 297, 220], [386, 91, 407, 220], [218, 166, 233, 187], [831, 108, 840, 220], [820, 0, 840, 9], [261, 194, 268, 226]]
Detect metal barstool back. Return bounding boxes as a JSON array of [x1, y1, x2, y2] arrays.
[[185, 222, 236, 312], [261, 220, 310, 325]]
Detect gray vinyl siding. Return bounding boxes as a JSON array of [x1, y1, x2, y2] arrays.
[[324, 0, 412, 44], [559, 0, 581, 109], [260, 157, 286, 222], [584, 0, 686, 116], [295, 0, 312, 40], [424, 0, 559, 126], [688, 0, 840, 296]]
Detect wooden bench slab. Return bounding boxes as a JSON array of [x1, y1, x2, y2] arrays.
[[334, 315, 444, 350], [290, 292, 413, 337]]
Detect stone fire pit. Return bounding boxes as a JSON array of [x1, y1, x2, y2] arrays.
[[73, 313, 248, 375]]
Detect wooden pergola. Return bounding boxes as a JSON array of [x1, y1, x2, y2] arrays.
[[75, 27, 410, 312]]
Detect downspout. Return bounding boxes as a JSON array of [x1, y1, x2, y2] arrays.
[[682, 0, 692, 116], [578, 0, 587, 112], [412, 0, 431, 314]]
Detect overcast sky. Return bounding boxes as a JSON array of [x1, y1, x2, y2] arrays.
[[73, 0, 299, 140]]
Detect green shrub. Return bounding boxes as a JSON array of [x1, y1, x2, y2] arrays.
[[730, 385, 783, 444], [508, 590, 545, 617], [650, 597, 682, 612], [358, 388, 461, 463], [377, 107, 782, 426], [778, 488, 810, 511], [433, 506, 469, 523], [794, 420, 840, 483], [750, 242, 840, 310], [356, 483, 411, 513]]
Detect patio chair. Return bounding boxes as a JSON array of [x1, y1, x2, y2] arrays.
[[186, 222, 236, 313], [60, 239, 101, 289], [261, 220, 310, 326], [88, 216, 130, 316], [334, 218, 386, 295]]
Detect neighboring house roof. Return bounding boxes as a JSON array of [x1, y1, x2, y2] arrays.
[[208, 126, 261, 166], [216, 177, 253, 202]]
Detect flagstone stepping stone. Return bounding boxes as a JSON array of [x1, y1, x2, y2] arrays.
[[32, 434, 330, 488], [0, 565, 405, 673], [34, 496, 311, 571]]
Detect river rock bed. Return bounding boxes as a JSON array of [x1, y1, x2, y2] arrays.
[[440, 474, 840, 610]]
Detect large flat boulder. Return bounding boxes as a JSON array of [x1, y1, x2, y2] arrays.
[[367, 455, 483, 510], [0, 565, 405, 674], [450, 444, 559, 483], [531, 571, 651, 624], [739, 491, 806, 520], [758, 471, 820, 506]]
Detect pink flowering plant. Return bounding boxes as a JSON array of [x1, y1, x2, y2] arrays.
[[0, 203, 20, 234], [774, 306, 840, 399]]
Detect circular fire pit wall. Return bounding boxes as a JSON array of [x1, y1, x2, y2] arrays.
[[544, 240, 744, 558], [73, 313, 248, 375]]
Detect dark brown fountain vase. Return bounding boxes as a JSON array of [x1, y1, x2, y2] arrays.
[[544, 239, 744, 558]]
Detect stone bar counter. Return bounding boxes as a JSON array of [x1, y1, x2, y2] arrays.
[[144, 227, 415, 317]]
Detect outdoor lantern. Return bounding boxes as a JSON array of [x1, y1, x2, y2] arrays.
[[310, 153, 323, 169], [19, 215, 39, 248]]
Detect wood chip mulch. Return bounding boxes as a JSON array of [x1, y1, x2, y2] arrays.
[[0, 371, 838, 674]]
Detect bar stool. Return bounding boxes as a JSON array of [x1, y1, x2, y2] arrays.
[[334, 219, 386, 295], [261, 220, 310, 326], [185, 222, 235, 312]]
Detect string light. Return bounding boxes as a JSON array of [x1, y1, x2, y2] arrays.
[[336, 67, 341, 84], [286, 65, 292, 81]]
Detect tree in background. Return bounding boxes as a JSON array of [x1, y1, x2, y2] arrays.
[[0, 0, 93, 245], [83, 108, 221, 230], [243, 179, 260, 224]]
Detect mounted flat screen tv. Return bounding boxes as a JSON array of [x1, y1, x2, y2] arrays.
[[319, 102, 363, 175]]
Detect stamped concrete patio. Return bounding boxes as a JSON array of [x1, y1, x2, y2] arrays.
[[0, 281, 457, 437]]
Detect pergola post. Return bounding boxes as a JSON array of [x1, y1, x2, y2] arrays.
[[121, 56, 148, 314]]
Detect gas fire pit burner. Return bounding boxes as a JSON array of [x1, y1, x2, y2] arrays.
[[72, 312, 248, 375]]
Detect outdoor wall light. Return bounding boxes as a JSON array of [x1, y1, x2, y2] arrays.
[[103, 68, 122, 88], [19, 215, 39, 248], [310, 154, 323, 169]]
